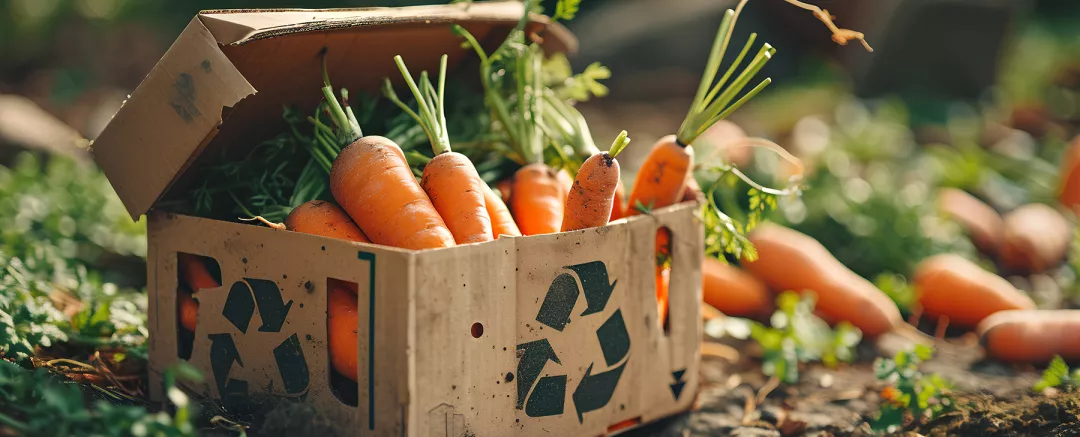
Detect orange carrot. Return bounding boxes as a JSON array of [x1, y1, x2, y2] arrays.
[[977, 310, 1080, 363], [385, 54, 493, 245], [1057, 134, 1080, 212], [702, 257, 773, 320], [483, 184, 520, 238], [178, 253, 220, 292], [610, 179, 626, 221], [285, 200, 369, 243], [656, 264, 670, 328], [330, 136, 453, 250], [512, 164, 566, 236], [496, 179, 513, 204], [562, 131, 630, 232], [557, 169, 574, 196], [937, 188, 1002, 254], [913, 254, 1034, 328], [328, 280, 359, 381], [630, 2, 774, 215], [743, 224, 904, 338], [999, 203, 1071, 273], [627, 135, 694, 215], [178, 290, 198, 332]]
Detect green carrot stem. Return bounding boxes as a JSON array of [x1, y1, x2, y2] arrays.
[[700, 33, 757, 110], [608, 130, 631, 159], [696, 78, 772, 138]]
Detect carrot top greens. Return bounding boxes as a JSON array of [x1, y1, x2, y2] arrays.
[[384, 54, 453, 155], [676, 0, 773, 147]]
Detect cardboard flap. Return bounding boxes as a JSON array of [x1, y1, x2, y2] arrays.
[[91, 16, 256, 220], [92, 2, 576, 220]]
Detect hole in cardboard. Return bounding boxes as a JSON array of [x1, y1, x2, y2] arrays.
[[176, 253, 221, 360], [471, 322, 484, 338], [607, 416, 643, 434], [656, 227, 672, 336], [328, 278, 359, 407]]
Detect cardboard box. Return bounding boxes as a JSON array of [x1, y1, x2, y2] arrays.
[[91, 2, 703, 436]]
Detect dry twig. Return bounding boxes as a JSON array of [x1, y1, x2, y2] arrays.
[[781, 0, 874, 52]]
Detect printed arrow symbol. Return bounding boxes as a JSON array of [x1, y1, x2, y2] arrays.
[[273, 333, 310, 394], [525, 375, 566, 417], [596, 309, 631, 367], [245, 278, 293, 333], [208, 333, 248, 398], [572, 359, 628, 423], [566, 261, 616, 316], [670, 368, 687, 400], [516, 339, 561, 409], [222, 281, 255, 334], [535, 273, 580, 331]]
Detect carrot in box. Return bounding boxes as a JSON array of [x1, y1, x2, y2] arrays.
[[383, 54, 494, 244]]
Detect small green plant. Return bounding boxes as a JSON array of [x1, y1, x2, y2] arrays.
[[725, 291, 861, 384], [872, 344, 954, 433], [1034, 355, 1080, 392], [874, 272, 916, 317]]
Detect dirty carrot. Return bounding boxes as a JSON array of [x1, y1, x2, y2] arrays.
[[384, 54, 493, 245], [562, 131, 631, 232], [628, 0, 773, 215], [702, 257, 773, 320], [937, 188, 1003, 254], [285, 200, 370, 243], [742, 223, 905, 338], [483, 183, 521, 238], [999, 203, 1071, 273], [328, 280, 359, 381], [977, 310, 1080, 364], [913, 254, 1035, 328]]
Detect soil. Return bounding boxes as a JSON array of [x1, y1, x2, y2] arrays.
[[623, 332, 1080, 437]]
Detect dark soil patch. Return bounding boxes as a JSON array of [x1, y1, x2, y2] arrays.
[[918, 391, 1080, 437]]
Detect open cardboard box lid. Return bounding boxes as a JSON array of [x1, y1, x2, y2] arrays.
[[91, 1, 576, 220]]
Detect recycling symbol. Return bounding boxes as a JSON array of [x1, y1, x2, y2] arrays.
[[209, 277, 310, 399], [516, 261, 630, 423]]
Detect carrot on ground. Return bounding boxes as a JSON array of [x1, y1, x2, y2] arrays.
[[285, 200, 369, 243], [913, 253, 1034, 329], [562, 131, 631, 232], [742, 223, 905, 338], [702, 257, 773, 320], [937, 188, 1002, 254], [977, 310, 1080, 364], [1057, 134, 1080, 212], [628, 0, 773, 215], [318, 65, 455, 250], [384, 54, 493, 245], [999, 203, 1071, 273]]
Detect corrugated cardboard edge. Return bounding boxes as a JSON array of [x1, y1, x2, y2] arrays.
[[91, 15, 255, 220], [92, 1, 576, 221]]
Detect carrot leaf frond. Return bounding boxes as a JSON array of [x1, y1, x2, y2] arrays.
[[676, 0, 774, 147]]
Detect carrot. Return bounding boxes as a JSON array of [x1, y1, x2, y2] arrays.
[[937, 188, 1002, 254], [999, 203, 1071, 273], [656, 264, 670, 328], [610, 179, 626, 221], [977, 310, 1080, 363], [628, 1, 773, 215], [496, 179, 513, 204], [328, 280, 359, 381], [178, 253, 220, 292], [702, 257, 773, 320], [483, 183, 520, 238], [557, 169, 574, 196], [384, 54, 493, 245], [178, 289, 198, 332], [913, 254, 1034, 328], [562, 131, 631, 232], [311, 58, 454, 251], [285, 200, 369, 243], [1058, 134, 1080, 212], [511, 164, 566, 235], [742, 223, 904, 338]]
